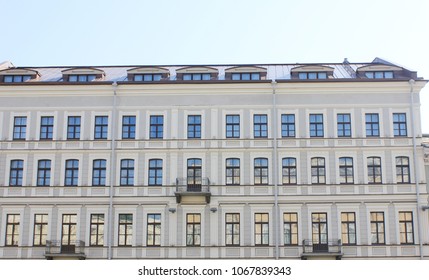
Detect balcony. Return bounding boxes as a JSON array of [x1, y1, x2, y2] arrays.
[[301, 239, 343, 260], [45, 240, 86, 260], [174, 177, 211, 204]]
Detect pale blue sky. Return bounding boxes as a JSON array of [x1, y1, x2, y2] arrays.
[[1, 0, 428, 132]]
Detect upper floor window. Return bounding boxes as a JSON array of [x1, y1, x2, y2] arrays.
[[367, 156, 382, 184], [254, 158, 268, 185], [281, 114, 295, 138], [254, 213, 269, 246], [65, 159, 79, 186], [67, 116, 81, 140], [226, 115, 240, 138], [396, 156, 410, 184], [399, 211, 414, 244], [148, 159, 163, 186], [282, 157, 297, 185], [122, 116, 136, 139], [311, 157, 326, 184], [147, 214, 161, 246], [298, 72, 327, 80], [92, 159, 107, 186], [183, 73, 211, 81], [225, 213, 240, 246], [187, 115, 201, 139], [5, 214, 20, 246], [120, 159, 134, 186], [150, 115, 164, 139], [339, 157, 354, 184], [365, 113, 379, 137], [3, 75, 32, 83], [9, 160, 24, 186], [254, 114, 268, 138], [134, 74, 162, 82], [13, 116, 27, 140], [393, 113, 407, 137], [231, 73, 260, 80], [90, 214, 104, 246], [365, 71, 393, 79], [337, 113, 351, 137], [37, 159, 51, 186], [309, 114, 324, 137], [370, 212, 385, 245], [226, 158, 240, 185], [341, 212, 356, 245], [33, 214, 48, 246], [40, 116, 54, 140], [283, 213, 298, 245], [68, 74, 96, 82], [186, 213, 201, 246], [118, 214, 133, 246], [94, 116, 108, 140]]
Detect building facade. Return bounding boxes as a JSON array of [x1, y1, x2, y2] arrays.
[[0, 58, 428, 259]]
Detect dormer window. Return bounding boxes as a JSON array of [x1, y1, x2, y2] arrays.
[[0, 68, 39, 83], [225, 66, 267, 81], [291, 65, 334, 80], [364, 71, 393, 79], [127, 67, 169, 82], [62, 68, 105, 82], [298, 72, 327, 80], [176, 67, 218, 81]]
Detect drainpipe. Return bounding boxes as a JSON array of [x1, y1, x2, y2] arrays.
[[108, 82, 118, 260], [409, 79, 423, 259], [271, 80, 279, 259]]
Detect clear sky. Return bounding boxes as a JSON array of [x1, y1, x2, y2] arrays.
[[1, 0, 428, 132]]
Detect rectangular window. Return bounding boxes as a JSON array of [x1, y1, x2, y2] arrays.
[[225, 213, 240, 246], [134, 74, 162, 82], [37, 160, 51, 186], [9, 160, 24, 186], [90, 214, 104, 246], [298, 72, 327, 79], [13, 116, 27, 140], [118, 214, 133, 246], [282, 157, 297, 185], [283, 213, 298, 245], [393, 113, 407, 137], [255, 213, 269, 246], [337, 114, 351, 137], [94, 116, 108, 139], [150, 115, 164, 139], [254, 158, 268, 185], [226, 158, 240, 185], [309, 114, 324, 137], [33, 214, 48, 246], [68, 74, 96, 82], [370, 212, 385, 244], [231, 73, 260, 80], [186, 213, 201, 246], [367, 157, 382, 184], [341, 212, 356, 245], [281, 114, 295, 138], [365, 71, 393, 79], [61, 214, 77, 250], [122, 116, 136, 139], [40, 116, 54, 140], [3, 75, 32, 83], [183, 73, 211, 81], [147, 214, 161, 246], [67, 116, 81, 140], [254, 114, 268, 138], [226, 115, 240, 138], [148, 159, 163, 186], [312, 213, 328, 250], [365, 113, 380, 137], [187, 115, 201, 139], [120, 159, 134, 186], [92, 159, 107, 186], [311, 157, 326, 184], [65, 159, 79, 186], [339, 157, 354, 184], [396, 156, 410, 184], [5, 214, 20, 246], [399, 211, 414, 244]]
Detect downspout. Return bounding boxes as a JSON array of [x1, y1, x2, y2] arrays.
[[271, 80, 279, 259], [108, 82, 118, 260], [409, 79, 423, 259]]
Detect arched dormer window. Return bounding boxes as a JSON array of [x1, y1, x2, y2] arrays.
[[62, 67, 105, 82], [127, 67, 169, 82], [356, 64, 402, 79], [0, 68, 40, 83], [290, 65, 334, 80], [225, 66, 267, 81], [176, 66, 218, 81]]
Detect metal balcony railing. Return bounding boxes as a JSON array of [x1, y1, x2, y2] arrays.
[[45, 240, 86, 259], [302, 239, 342, 255], [175, 177, 210, 193]]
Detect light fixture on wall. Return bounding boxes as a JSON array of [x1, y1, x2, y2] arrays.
[[210, 207, 217, 213], [422, 206, 429, 211], [168, 208, 176, 214]]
